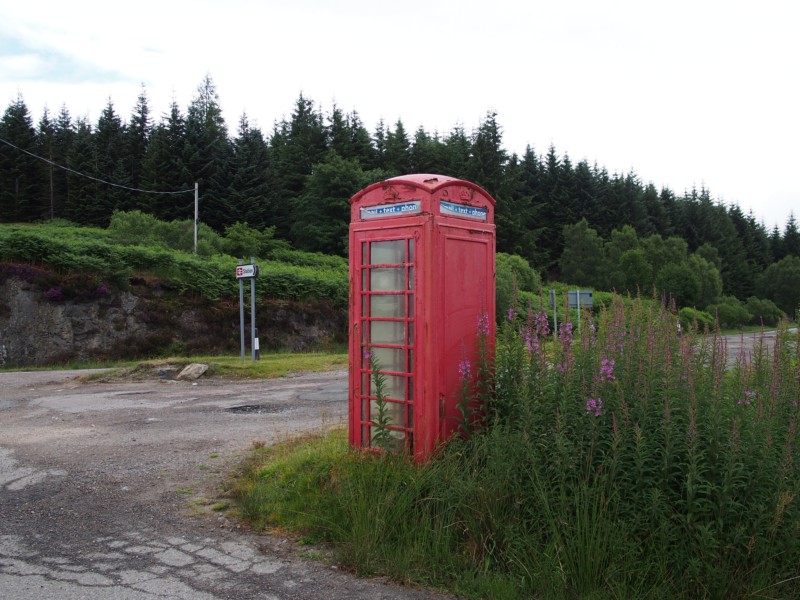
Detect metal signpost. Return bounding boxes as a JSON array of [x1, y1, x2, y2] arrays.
[[236, 258, 260, 361], [567, 289, 593, 334]]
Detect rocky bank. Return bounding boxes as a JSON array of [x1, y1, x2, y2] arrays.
[[0, 274, 347, 367]]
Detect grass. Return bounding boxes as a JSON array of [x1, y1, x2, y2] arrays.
[[0, 351, 348, 380], [228, 298, 800, 600]]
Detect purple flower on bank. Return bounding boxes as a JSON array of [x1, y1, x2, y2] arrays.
[[44, 287, 62, 302], [508, 307, 516, 322], [586, 396, 603, 417]]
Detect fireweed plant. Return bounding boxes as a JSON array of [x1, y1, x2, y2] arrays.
[[365, 350, 393, 451], [236, 296, 799, 600], [446, 295, 800, 598]]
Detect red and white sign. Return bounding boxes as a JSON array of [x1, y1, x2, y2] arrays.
[[235, 264, 259, 279]]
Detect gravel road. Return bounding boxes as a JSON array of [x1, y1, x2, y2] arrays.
[[0, 368, 453, 600]]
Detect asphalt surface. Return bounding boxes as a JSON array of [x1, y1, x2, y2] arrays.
[[0, 368, 452, 600]]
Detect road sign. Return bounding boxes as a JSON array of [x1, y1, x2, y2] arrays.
[[567, 290, 593, 308], [235, 264, 259, 279]]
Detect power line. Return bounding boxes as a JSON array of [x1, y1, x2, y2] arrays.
[[0, 135, 194, 195]]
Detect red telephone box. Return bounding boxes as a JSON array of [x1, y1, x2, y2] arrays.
[[348, 174, 496, 461]]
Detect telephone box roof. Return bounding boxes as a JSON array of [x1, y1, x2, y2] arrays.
[[350, 173, 495, 205]]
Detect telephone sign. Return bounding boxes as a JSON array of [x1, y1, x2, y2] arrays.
[[235, 264, 259, 279]]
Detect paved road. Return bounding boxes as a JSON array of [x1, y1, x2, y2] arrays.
[[722, 327, 797, 365], [0, 368, 451, 600]]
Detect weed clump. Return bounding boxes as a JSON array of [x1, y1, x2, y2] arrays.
[[234, 296, 800, 599]]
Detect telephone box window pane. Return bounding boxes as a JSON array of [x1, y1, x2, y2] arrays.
[[372, 347, 404, 373], [408, 378, 413, 401], [371, 268, 404, 291], [408, 266, 414, 290], [371, 294, 404, 318], [362, 268, 367, 291], [370, 240, 405, 264], [383, 374, 406, 400], [408, 238, 414, 263], [371, 321, 405, 345], [407, 404, 414, 428], [370, 399, 404, 428], [361, 295, 367, 317], [361, 398, 368, 421], [361, 242, 367, 265], [408, 295, 414, 318], [407, 350, 413, 372], [408, 322, 414, 345]]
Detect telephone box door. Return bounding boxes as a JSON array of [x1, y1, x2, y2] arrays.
[[350, 231, 419, 453]]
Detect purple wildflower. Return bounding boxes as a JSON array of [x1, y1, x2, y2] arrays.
[[524, 328, 534, 354], [558, 321, 574, 344], [739, 390, 756, 406], [586, 396, 603, 417], [477, 312, 490, 336], [458, 358, 472, 380], [508, 307, 516, 321], [597, 357, 616, 383]]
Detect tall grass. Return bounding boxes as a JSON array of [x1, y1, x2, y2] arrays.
[[233, 296, 800, 599]]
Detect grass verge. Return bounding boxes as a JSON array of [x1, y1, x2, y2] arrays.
[[1, 352, 348, 380]]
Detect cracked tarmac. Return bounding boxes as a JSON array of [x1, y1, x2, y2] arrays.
[[0, 369, 453, 600]]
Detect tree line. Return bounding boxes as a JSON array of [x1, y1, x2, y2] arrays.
[[1, 75, 798, 314]]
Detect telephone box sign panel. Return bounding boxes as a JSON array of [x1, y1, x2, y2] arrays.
[[439, 200, 488, 221], [360, 200, 421, 220]]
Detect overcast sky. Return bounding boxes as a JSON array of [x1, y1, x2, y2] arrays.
[[1, 0, 797, 231]]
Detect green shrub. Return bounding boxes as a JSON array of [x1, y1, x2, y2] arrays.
[[107, 210, 224, 256], [706, 295, 751, 329], [679, 306, 714, 332], [744, 296, 784, 326], [0, 223, 348, 306]]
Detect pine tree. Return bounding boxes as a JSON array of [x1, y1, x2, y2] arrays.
[[782, 213, 800, 257], [52, 105, 75, 218], [36, 107, 57, 220], [64, 118, 95, 224], [94, 99, 128, 220], [0, 95, 39, 221], [372, 118, 387, 171], [267, 93, 328, 240], [141, 100, 193, 220], [229, 113, 270, 228], [124, 84, 152, 211], [442, 124, 471, 179], [467, 111, 507, 197], [384, 119, 411, 175], [185, 74, 233, 230], [410, 126, 446, 174]]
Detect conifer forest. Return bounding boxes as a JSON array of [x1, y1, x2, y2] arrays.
[[1, 76, 798, 318]]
